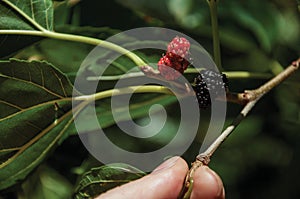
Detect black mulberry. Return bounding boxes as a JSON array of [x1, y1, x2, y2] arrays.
[[192, 69, 228, 109]]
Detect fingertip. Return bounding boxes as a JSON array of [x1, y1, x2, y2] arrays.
[[151, 156, 188, 174], [191, 166, 225, 199], [98, 157, 189, 199], [149, 156, 189, 198]]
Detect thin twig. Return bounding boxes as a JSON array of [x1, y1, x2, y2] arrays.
[[200, 58, 299, 162], [198, 96, 260, 161], [179, 58, 300, 198]]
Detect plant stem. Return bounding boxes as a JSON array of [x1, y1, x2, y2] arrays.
[[0, 29, 147, 68], [197, 96, 259, 161], [43, 31, 147, 67], [87, 70, 272, 81], [179, 58, 300, 199], [74, 85, 174, 102], [186, 68, 272, 79], [199, 58, 299, 161], [207, 0, 223, 71]]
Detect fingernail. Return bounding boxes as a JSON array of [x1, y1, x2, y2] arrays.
[[151, 156, 179, 174]]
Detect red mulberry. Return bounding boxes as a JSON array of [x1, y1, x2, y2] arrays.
[[158, 36, 191, 80], [167, 36, 190, 58]]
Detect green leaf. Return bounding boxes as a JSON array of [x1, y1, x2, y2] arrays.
[[0, 0, 54, 57], [18, 165, 73, 199], [74, 163, 146, 199], [226, 1, 280, 52], [0, 58, 75, 190], [0, 0, 53, 30]]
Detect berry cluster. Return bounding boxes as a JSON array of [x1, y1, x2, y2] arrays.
[[155, 37, 229, 109], [192, 70, 228, 109], [158, 36, 191, 80]]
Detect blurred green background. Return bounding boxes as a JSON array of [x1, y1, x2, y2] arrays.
[[63, 0, 300, 198], [3, 0, 300, 198]]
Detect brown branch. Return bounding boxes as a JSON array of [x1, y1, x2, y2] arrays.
[[178, 58, 300, 199]]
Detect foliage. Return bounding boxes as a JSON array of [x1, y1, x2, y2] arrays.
[[74, 163, 145, 199], [0, 0, 299, 198]]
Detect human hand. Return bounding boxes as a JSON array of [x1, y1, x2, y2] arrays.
[[96, 156, 225, 199]]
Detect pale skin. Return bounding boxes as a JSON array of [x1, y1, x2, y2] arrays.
[[96, 156, 225, 199]]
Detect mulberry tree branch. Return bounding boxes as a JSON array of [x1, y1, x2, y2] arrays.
[[179, 58, 300, 199]]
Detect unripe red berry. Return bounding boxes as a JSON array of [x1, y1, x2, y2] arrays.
[[157, 36, 191, 80], [167, 36, 190, 58], [157, 55, 182, 80]]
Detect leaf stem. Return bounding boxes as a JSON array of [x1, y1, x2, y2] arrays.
[[43, 31, 147, 67], [0, 30, 45, 37], [207, 0, 223, 71], [0, 29, 147, 68], [185, 68, 272, 79], [74, 85, 174, 102], [87, 70, 272, 81]]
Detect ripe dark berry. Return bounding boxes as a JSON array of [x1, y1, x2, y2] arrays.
[[193, 80, 211, 109], [192, 70, 228, 109]]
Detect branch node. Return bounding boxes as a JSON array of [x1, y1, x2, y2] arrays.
[[243, 90, 259, 101], [140, 65, 160, 77], [196, 153, 211, 165], [292, 58, 300, 68]]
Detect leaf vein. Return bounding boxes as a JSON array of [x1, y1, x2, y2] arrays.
[[0, 147, 21, 153], [0, 98, 72, 122], [0, 103, 82, 180], [0, 100, 23, 111], [30, 0, 35, 22], [51, 69, 67, 97], [0, 73, 64, 99], [0, 107, 74, 169]]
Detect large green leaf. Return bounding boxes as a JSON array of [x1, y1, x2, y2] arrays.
[[74, 163, 146, 199], [0, 0, 53, 30], [0, 58, 75, 190], [0, 0, 53, 57], [0, 58, 178, 191]]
